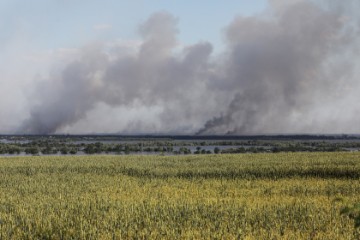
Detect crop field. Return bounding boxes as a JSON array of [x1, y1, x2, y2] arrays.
[[1, 153, 360, 239]]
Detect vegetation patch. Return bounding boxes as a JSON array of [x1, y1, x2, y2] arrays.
[[0, 153, 360, 239]]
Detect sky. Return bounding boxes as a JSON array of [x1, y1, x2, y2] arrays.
[[0, 0, 266, 50], [1, 0, 360, 135]]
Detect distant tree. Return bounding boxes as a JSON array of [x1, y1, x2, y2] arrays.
[[60, 147, 69, 155], [69, 148, 77, 154], [41, 146, 53, 155], [214, 147, 220, 154], [25, 147, 39, 155], [84, 145, 95, 154]]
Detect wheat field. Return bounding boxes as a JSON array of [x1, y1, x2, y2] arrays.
[[0, 152, 360, 239]]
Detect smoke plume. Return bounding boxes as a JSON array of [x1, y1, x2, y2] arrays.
[[20, 1, 360, 134]]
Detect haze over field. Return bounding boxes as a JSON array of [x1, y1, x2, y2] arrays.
[[1, 0, 360, 134]]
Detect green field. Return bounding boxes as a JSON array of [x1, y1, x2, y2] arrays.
[[1, 153, 360, 239]]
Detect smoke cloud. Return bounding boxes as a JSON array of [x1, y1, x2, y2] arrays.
[[19, 1, 360, 134]]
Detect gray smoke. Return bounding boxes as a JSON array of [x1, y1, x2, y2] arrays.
[[198, 0, 360, 134], [20, 1, 360, 134]]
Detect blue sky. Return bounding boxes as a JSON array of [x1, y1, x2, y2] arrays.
[[0, 0, 267, 51]]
